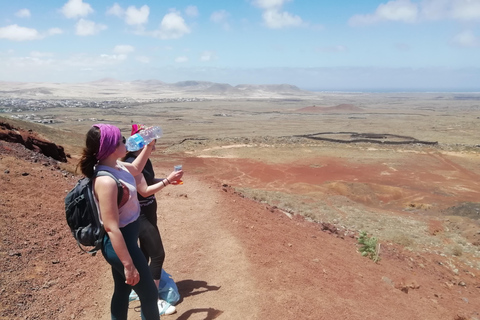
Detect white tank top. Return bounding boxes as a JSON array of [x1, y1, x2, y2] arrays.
[[94, 161, 140, 228]]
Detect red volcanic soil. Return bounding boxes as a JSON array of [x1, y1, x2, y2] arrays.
[[1, 126, 480, 320], [297, 104, 364, 112]]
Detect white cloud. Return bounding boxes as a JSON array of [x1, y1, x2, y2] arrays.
[[0, 49, 15, 55], [113, 45, 135, 54], [125, 5, 149, 25], [262, 9, 303, 28], [16, 9, 31, 18], [451, 0, 480, 21], [65, 53, 127, 67], [0, 25, 62, 41], [210, 10, 231, 30], [252, 0, 292, 10], [6, 56, 55, 69], [175, 56, 188, 63], [252, 0, 303, 29], [61, 0, 94, 19], [48, 28, 63, 36], [420, 0, 450, 20], [200, 51, 217, 61], [185, 6, 199, 17], [349, 0, 418, 26], [377, 0, 418, 22], [350, 0, 480, 26], [452, 30, 480, 47], [30, 51, 54, 58], [75, 19, 107, 36], [106, 3, 124, 17], [136, 56, 150, 63], [0, 24, 42, 41], [100, 54, 127, 61], [211, 10, 229, 23], [153, 12, 191, 39]]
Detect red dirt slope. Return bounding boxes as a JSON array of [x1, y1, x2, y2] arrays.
[[1, 128, 479, 320]]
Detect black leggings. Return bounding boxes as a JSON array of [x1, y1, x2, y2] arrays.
[[138, 201, 165, 281], [101, 220, 159, 320]]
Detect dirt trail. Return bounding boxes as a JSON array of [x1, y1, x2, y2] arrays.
[[128, 174, 258, 319]]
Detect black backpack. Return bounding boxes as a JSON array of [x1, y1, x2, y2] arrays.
[[65, 170, 122, 255]]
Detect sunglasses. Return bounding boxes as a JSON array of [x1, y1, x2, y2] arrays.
[[117, 136, 126, 146]]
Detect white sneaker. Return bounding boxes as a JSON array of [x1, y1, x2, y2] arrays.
[[158, 300, 176, 315], [129, 290, 139, 302]]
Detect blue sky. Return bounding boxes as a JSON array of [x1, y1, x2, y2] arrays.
[[1, 0, 480, 91]]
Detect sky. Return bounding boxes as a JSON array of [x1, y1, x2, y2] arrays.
[[1, 0, 480, 91]]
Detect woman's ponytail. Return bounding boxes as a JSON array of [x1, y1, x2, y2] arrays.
[[76, 126, 101, 178]]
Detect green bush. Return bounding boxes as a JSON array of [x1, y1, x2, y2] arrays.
[[358, 231, 380, 263]]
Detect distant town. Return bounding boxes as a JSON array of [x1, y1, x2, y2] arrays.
[[0, 97, 206, 124]]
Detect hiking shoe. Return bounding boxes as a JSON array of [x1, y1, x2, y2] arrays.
[[158, 300, 176, 315]]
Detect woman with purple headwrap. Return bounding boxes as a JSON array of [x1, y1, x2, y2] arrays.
[[77, 124, 159, 320]]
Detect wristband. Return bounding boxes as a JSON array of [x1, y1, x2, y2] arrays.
[[161, 180, 166, 187], [166, 178, 171, 184]]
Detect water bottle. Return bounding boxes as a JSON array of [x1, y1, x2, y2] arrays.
[[125, 126, 163, 151]]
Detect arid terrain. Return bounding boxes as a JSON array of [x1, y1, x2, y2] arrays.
[[1, 81, 480, 320]]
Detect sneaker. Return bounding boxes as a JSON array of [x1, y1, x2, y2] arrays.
[[158, 300, 176, 315], [129, 290, 139, 302]]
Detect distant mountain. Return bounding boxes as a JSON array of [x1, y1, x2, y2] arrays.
[[132, 79, 166, 86], [0, 79, 318, 99], [88, 78, 124, 84], [236, 84, 303, 93]]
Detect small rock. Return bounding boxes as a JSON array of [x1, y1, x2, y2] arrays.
[[22, 172, 30, 176], [382, 276, 393, 287], [4, 169, 9, 174]]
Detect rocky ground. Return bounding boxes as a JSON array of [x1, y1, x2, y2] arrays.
[[1, 123, 480, 320]]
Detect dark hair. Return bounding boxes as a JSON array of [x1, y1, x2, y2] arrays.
[[77, 126, 101, 178], [122, 151, 137, 162]]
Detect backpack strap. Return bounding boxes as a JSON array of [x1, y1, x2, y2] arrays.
[[79, 171, 123, 256], [96, 170, 123, 205]]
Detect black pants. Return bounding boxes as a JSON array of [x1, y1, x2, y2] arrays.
[[101, 220, 159, 320], [138, 200, 165, 281]]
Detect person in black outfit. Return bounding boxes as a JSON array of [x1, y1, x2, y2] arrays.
[[123, 124, 183, 315]]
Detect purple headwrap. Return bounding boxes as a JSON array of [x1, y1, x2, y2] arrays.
[[93, 124, 121, 160]]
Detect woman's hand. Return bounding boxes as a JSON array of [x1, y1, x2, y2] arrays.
[[167, 169, 183, 183], [146, 139, 156, 148], [124, 264, 140, 286]]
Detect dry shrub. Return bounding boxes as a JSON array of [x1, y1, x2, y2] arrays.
[[449, 244, 463, 257], [388, 231, 415, 248]]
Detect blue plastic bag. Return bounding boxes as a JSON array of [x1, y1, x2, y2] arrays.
[[158, 269, 180, 305]]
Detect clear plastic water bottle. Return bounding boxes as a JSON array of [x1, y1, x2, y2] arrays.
[[125, 126, 163, 151]]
